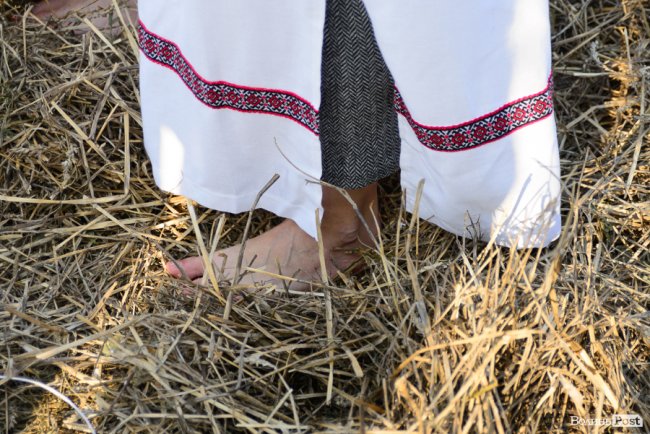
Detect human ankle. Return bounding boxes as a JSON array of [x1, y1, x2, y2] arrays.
[[321, 183, 379, 247]]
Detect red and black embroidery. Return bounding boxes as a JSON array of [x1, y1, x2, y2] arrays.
[[138, 21, 320, 134], [138, 21, 554, 151], [393, 77, 554, 151]]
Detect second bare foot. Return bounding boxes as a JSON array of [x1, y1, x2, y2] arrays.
[[32, 0, 138, 32]]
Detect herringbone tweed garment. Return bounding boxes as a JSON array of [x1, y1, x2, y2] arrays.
[[320, 0, 401, 189]]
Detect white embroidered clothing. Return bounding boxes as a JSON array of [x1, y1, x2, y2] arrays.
[[138, 0, 561, 247]]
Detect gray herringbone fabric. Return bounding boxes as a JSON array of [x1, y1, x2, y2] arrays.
[[320, 0, 401, 189]]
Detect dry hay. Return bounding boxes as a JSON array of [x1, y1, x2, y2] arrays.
[[0, 1, 648, 432]]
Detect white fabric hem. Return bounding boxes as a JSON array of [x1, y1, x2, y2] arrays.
[[156, 174, 321, 239]]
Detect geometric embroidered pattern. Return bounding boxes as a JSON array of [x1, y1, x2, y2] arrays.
[[393, 76, 554, 151], [138, 21, 320, 134], [139, 21, 554, 152]]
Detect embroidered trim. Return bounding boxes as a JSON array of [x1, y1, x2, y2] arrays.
[[138, 21, 320, 134], [394, 77, 554, 151], [138, 21, 554, 151]]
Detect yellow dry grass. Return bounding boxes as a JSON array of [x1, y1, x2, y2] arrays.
[[0, 1, 648, 432]]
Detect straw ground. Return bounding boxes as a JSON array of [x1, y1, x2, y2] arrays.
[[0, 1, 648, 432]]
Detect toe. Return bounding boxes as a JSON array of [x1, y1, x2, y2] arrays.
[[165, 256, 206, 280], [31, 3, 49, 16], [32, 0, 67, 18]]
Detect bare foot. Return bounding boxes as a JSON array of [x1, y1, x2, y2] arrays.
[[32, 0, 137, 31], [166, 185, 380, 293], [166, 219, 363, 292]]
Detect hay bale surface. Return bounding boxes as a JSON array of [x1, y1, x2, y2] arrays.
[[0, 1, 648, 432]]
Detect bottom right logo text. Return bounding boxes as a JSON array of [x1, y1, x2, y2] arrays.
[[569, 414, 644, 428]]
